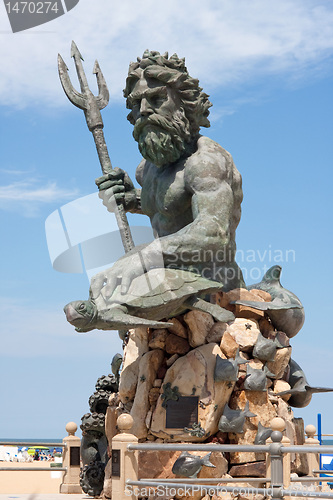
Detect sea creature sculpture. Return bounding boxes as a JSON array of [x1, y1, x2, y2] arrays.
[[275, 358, 333, 408], [218, 401, 256, 433], [111, 353, 123, 379], [161, 383, 180, 408], [64, 268, 235, 332], [214, 349, 249, 382], [231, 265, 304, 338], [252, 331, 286, 361], [184, 423, 206, 438], [172, 451, 215, 478], [244, 365, 276, 392], [254, 422, 273, 444]]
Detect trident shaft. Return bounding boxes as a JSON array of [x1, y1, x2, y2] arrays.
[[58, 41, 134, 253]]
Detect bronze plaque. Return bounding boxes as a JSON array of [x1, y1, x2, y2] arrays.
[[112, 449, 121, 477], [70, 446, 80, 466], [166, 396, 198, 429]]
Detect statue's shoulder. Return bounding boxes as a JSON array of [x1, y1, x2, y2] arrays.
[[135, 158, 147, 186], [185, 136, 235, 187], [196, 135, 234, 163]]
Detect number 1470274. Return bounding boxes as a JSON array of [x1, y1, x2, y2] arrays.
[[5, 2, 59, 14]]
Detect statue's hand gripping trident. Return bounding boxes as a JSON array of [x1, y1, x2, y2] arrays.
[[58, 41, 135, 254]]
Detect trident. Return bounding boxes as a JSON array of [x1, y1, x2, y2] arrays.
[[58, 41, 135, 253]]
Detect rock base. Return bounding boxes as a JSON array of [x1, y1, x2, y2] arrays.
[[105, 287, 307, 499]]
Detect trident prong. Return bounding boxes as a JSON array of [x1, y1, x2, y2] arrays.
[[58, 41, 110, 131], [58, 41, 135, 253]]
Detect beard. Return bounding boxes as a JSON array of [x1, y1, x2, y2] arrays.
[[133, 109, 192, 167]]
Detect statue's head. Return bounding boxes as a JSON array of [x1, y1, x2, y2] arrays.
[[123, 50, 212, 166]]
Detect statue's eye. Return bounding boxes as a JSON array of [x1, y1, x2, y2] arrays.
[[78, 303, 85, 311]]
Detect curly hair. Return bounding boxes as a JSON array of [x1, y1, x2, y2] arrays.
[[124, 50, 212, 136]]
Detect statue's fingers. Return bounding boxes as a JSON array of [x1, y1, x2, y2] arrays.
[[121, 275, 132, 295], [104, 275, 119, 299], [97, 180, 124, 192], [90, 273, 107, 298], [114, 193, 126, 202], [95, 169, 124, 187], [110, 185, 125, 194]]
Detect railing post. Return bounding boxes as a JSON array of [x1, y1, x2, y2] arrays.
[[112, 414, 138, 500], [59, 421, 82, 494], [305, 424, 320, 476], [267, 417, 286, 500]]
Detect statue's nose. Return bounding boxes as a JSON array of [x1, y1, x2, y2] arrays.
[[140, 97, 153, 116]]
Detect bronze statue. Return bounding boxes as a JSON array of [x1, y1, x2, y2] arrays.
[[91, 50, 245, 302]]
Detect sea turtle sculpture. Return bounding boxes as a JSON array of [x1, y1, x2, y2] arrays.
[[64, 268, 235, 332]]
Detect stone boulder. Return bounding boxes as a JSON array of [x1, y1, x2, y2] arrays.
[[130, 349, 165, 439], [150, 344, 235, 441], [149, 328, 169, 350], [226, 319, 260, 352], [266, 347, 292, 379], [168, 317, 188, 338], [119, 327, 149, 404], [184, 310, 215, 347], [165, 334, 191, 355]]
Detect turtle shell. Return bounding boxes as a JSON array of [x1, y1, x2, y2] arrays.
[[104, 268, 222, 309]]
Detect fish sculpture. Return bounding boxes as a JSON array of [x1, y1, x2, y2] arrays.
[[231, 265, 304, 338], [252, 331, 286, 362], [172, 451, 215, 478], [254, 422, 273, 444], [218, 401, 256, 434], [64, 268, 235, 332], [214, 349, 249, 382], [275, 358, 333, 408], [244, 365, 276, 392], [111, 353, 123, 379]]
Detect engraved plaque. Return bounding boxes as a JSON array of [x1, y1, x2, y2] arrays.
[[70, 446, 80, 466], [166, 396, 198, 429], [112, 449, 121, 477]]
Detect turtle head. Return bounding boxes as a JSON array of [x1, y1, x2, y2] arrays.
[[64, 300, 97, 331], [263, 265, 282, 283]]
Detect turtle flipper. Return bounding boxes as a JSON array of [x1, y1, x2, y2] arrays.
[[185, 297, 235, 323], [231, 299, 302, 311], [99, 308, 172, 329]]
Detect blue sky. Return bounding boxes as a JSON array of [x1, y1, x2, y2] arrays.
[[0, 0, 333, 439]]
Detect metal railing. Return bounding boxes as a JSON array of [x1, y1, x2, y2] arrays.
[[125, 433, 333, 499], [0, 422, 82, 494]]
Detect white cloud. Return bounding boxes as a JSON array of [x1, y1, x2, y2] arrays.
[[0, 0, 332, 109], [0, 178, 79, 215]]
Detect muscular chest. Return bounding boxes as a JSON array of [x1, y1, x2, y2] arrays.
[[141, 162, 192, 221]]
